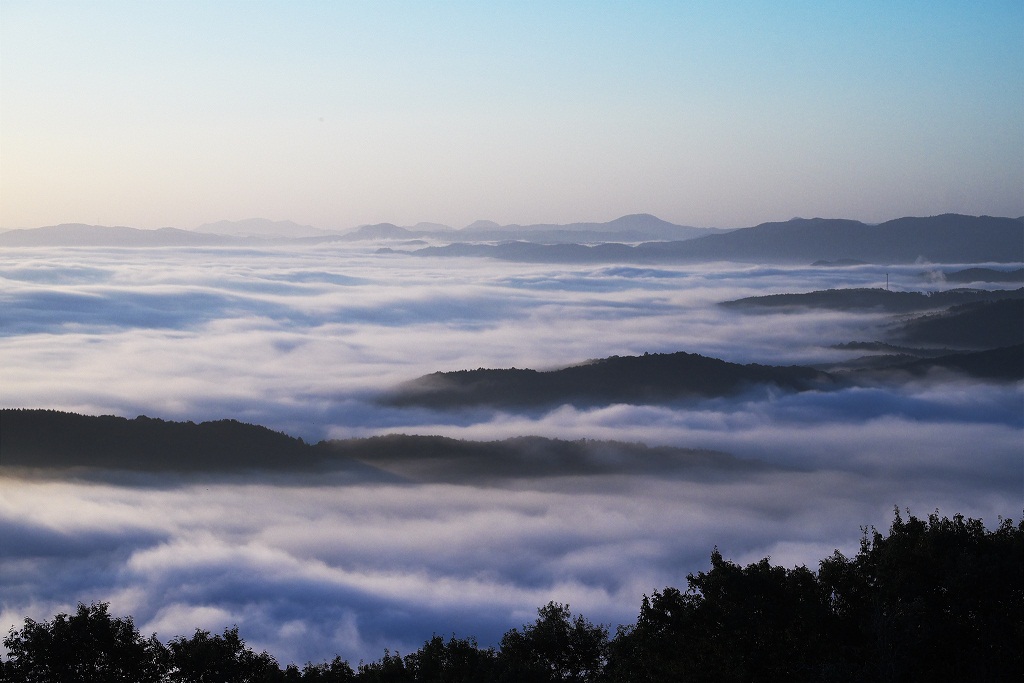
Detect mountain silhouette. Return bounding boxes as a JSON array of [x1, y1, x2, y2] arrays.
[[0, 224, 237, 247], [412, 214, 1024, 264], [382, 351, 836, 409], [0, 410, 758, 480], [721, 287, 1024, 313]]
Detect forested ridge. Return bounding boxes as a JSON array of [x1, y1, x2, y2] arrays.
[[2, 511, 1020, 682], [384, 351, 835, 409], [0, 410, 747, 477]]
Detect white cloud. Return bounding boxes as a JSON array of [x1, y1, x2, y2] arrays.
[[1, 244, 1020, 665]]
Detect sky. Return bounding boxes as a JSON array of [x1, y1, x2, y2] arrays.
[[2, 1, 1022, 230], [1, 243, 1021, 664]]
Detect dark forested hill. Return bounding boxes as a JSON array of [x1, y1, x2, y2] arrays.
[[319, 434, 764, 483], [0, 411, 321, 471], [0, 411, 757, 479], [940, 267, 1024, 284], [720, 287, 1024, 313], [890, 299, 1024, 349], [382, 352, 836, 410], [880, 344, 1024, 380]]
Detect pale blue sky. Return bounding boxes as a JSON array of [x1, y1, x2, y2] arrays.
[[1, 1, 1021, 229]]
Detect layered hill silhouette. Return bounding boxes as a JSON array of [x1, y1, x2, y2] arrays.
[[318, 434, 759, 483], [0, 224, 239, 247], [721, 287, 1024, 313], [385, 346, 1024, 412], [722, 287, 1024, 350], [0, 214, 717, 247], [939, 267, 1024, 284], [383, 352, 837, 409], [867, 344, 1024, 380], [0, 411, 324, 472], [326, 214, 720, 244], [0, 410, 753, 480], [411, 214, 1024, 264], [891, 299, 1024, 349], [7, 215, 1020, 261]]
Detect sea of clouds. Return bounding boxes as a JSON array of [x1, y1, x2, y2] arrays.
[[1, 243, 1020, 665]]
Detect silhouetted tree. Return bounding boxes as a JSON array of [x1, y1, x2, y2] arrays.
[[498, 602, 609, 682], [297, 656, 357, 682], [607, 554, 835, 682], [402, 635, 497, 682], [167, 626, 280, 683], [1, 602, 167, 683], [355, 649, 409, 682], [818, 509, 1024, 682]]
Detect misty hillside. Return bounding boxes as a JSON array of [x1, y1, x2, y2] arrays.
[[319, 434, 763, 483], [383, 351, 837, 410], [861, 344, 1024, 380], [0, 410, 756, 480], [890, 299, 1024, 349], [720, 287, 1024, 313], [412, 214, 1024, 264], [938, 267, 1024, 284], [0, 411, 324, 472]]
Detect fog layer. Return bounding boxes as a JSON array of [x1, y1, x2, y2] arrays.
[[1, 244, 1019, 664]]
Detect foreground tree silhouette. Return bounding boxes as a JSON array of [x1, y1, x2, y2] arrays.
[[498, 602, 609, 683], [2, 511, 1019, 682], [1, 602, 166, 683], [166, 626, 281, 683], [404, 635, 498, 682], [817, 510, 1024, 682], [607, 556, 836, 682], [607, 510, 1023, 683]]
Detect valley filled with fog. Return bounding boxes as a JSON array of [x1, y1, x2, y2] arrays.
[[1, 240, 1021, 665]]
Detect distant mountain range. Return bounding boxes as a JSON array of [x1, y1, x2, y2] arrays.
[[194, 218, 329, 238], [0, 214, 714, 247], [325, 213, 721, 243], [411, 215, 1024, 264], [4, 214, 1021, 264], [0, 224, 237, 247]]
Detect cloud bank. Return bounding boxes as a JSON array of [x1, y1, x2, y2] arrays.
[[1, 243, 1020, 665]]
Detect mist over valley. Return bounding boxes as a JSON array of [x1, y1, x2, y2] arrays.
[[1, 222, 1020, 666]]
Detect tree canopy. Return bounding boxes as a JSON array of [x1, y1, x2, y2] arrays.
[[3, 511, 1020, 682]]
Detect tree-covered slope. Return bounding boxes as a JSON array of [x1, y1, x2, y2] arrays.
[[383, 352, 836, 409]]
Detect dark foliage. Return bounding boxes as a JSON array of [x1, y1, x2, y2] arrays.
[[607, 510, 1023, 683], [2, 512, 1020, 682], [166, 627, 283, 683], [1, 602, 167, 683], [497, 603, 609, 682]]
